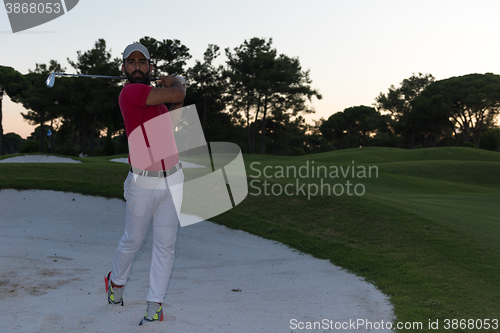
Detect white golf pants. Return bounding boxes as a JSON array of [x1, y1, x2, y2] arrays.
[[111, 169, 184, 303]]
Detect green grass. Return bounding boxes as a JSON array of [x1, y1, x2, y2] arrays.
[[1, 148, 499, 332], [0, 154, 129, 198]]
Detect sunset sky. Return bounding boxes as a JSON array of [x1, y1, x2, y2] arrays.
[[2, 0, 500, 138]]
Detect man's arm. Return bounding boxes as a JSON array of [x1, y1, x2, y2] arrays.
[[146, 75, 186, 106]]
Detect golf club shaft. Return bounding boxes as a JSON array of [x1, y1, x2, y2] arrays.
[[46, 72, 186, 88], [53, 73, 127, 80]]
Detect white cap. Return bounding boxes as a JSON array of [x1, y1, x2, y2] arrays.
[[123, 43, 150, 60]]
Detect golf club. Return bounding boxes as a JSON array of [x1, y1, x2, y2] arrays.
[[45, 72, 187, 88]]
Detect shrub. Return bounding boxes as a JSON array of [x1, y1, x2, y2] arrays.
[[19, 140, 41, 153], [480, 128, 500, 151], [3, 133, 24, 154], [292, 147, 306, 156], [55, 146, 79, 156], [463, 141, 478, 148]]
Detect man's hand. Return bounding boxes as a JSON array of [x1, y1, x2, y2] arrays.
[[159, 75, 184, 88], [146, 75, 186, 106]]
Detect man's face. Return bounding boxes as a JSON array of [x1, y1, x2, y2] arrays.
[[122, 51, 153, 84]]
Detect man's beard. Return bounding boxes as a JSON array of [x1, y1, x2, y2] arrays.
[[125, 69, 151, 84]]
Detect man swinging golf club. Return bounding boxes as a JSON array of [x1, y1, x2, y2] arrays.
[[105, 42, 186, 326]]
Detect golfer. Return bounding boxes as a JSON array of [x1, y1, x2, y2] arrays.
[[105, 43, 186, 326]]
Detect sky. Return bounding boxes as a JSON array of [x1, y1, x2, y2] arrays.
[[2, 0, 500, 138]]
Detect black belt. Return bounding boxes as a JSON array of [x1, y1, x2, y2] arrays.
[[130, 162, 182, 178]]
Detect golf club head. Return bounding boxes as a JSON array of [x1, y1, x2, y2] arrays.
[[46, 73, 55, 88]]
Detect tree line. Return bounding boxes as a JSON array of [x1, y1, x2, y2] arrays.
[[1, 37, 500, 156], [320, 73, 500, 151], [0, 37, 321, 156]]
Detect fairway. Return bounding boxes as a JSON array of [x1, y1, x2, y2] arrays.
[[219, 147, 500, 331], [1, 147, 499, 331]]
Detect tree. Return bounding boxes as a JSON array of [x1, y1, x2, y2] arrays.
[[225, 38, 273, 153], [305, 118, 333, 153], [67, 38, 122, 156], [3, 132, 24, 154], [185, 44, 227, 134], [259, 54, 321, 154], [10, 61, 65, 153], [480, 128, 500, 151], [411, 93, 452, 147], [320, 106, 386, 149], [343, 106, 382, 147], [376, 73, 435, 148], [413, 73, 500, 147], [225, 37, 321, 154], [320, 112, 347, 149], [138, 37, 191, 77], [267, 113, 308, 155], [0, 66, 28, 155]]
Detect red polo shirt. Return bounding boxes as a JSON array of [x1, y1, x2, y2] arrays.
[[119, 83, 179, 171]]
